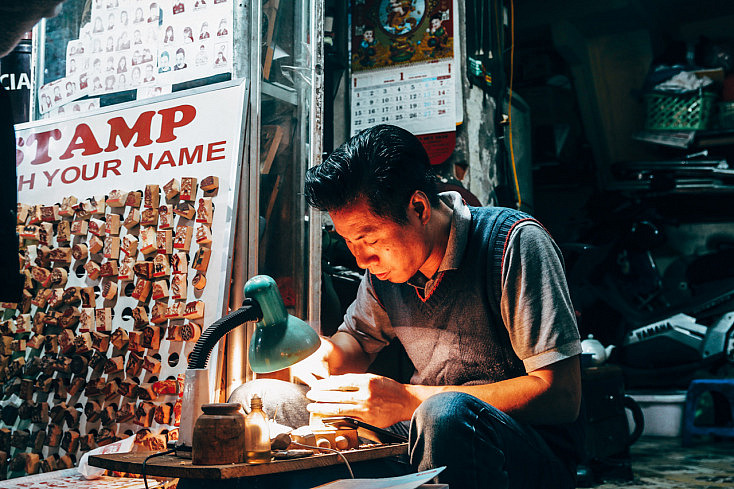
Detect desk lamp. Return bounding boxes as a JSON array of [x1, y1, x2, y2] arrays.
[[178, 275, 321, 453]]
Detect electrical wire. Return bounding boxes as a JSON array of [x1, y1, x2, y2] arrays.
[[507, 0, 522, 210], [289, 442, 355, 479], [141, 448, 177, 489]]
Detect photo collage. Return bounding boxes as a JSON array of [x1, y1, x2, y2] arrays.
[[39, 0, 233, 117]]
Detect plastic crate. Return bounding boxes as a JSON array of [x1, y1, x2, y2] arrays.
[[644, 91, 717, 131]]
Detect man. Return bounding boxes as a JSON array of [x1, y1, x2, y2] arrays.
[[0, 0, 68, 302], [232, 125, 583, 488]]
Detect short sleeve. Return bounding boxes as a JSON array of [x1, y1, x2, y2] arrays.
[[336, 273, 396, 355], [500, 222, 581, 372]]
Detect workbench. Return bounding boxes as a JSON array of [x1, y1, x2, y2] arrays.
[[90, 443, 410, 489]]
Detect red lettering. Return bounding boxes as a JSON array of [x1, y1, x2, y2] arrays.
[[61, 166, 80, 184], [155, 150, 176, 169], [134, 154, 153, 172], [206, 141, 226, 161], [17, 173, 35, 191], [43, 169, 60, 187], [103, 159, 122, 177], [106, 111, 155, 151], [59, 124, 103, 160], [27, 129, 61, 165], [179, 145, 203, 165], [156, 105, 196, 143], [82, 162, 100, 181]]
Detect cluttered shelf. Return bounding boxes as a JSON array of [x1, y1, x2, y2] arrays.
[[89, 443, 408, 480]]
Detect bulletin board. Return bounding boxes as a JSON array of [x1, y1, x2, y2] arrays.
[[1, 78, 247, 479]]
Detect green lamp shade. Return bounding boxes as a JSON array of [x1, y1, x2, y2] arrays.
[[245, 275, 321, 373]]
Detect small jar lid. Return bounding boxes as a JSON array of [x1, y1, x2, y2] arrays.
[[200, 402, 242, 414]]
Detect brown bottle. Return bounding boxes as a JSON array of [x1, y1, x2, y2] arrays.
[[192, 403, 246, 465], [245, 394, 271, 464]]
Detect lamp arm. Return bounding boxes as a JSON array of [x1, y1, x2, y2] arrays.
[[188, 298, 263, 369]]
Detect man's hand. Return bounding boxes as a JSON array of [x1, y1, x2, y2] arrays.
[[305, 373, 417, 428], [290, 337, 334, 388]]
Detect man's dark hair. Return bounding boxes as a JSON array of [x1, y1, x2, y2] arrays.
[[305, 124, 439, 224]]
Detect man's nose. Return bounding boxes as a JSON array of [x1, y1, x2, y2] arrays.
[[353, 247, 377, 269]]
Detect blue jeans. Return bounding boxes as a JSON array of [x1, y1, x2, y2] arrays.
[[228, 381, 575, 489]]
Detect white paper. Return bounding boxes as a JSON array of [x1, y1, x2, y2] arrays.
[[312, 467, 445, 489], [78, 435, 136, 479]]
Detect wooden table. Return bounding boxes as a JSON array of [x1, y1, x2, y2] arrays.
[[90, 443, 409, 487]]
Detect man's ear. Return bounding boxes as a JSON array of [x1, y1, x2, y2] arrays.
[[409, 191, 431, 224]]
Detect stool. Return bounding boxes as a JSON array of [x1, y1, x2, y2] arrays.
[[682, 378, 734, 447]]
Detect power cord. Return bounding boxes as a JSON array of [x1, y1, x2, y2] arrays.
[[289, 442, 355, 479], [141, 448, 177, 489]]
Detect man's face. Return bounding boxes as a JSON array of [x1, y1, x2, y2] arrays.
[[330, 197, 429, 283]]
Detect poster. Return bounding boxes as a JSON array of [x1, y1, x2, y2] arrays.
[[8, 80, 247, 475], [350, 0, 454, 72], [38, 0, 234, 116]]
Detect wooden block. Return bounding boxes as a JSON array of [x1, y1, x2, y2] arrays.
[[80, 286, 96, 307], [101, 281, 118, 300], [140, 207, 158, 227], [180, 177, 197, 201], [85, 378, 106, 398], [71, 243, 88, 261], [132, 306, 149, 328], [31, 289, 51, 308], [38, 222, 54, 246], [156, 229, 173, 254], [195, 224, 212, 245], [121, 235, 138, 258], [137, 382, 157, 401], [103, 236, 120, 259], [110, 327, 129, 350], [195, 197, 213, 225], [173, 225, 193, 251], [49, 247, 72, 264], [31, 266, 51, 285], [17, 203, 30, 224], [134, 401, 156, 427], [73, 332, 93, 353], [47, 288, 65, 308], [180, 322, 202, 343], [117, 402, 136, 423], [139, 226, 158, 255], [64, 406, 81, 428], [154, 403, 173, 424], [79, 307, 95, 332], [150, 301, 168, 323], [152, 253, 170, 278], [88, 351, 107, 371], [104, 355, 124, 374], [153, 378, 179, 396], [59, 196, 77, 217], [125, 190, 142, 208], [31, 402, 49, 424], [20, 224, 40, 240], [59, 306, 80, 328], [90, 195, 106, 215], [62, 286, 81, 305], [200, 175, 219, 192], [27, 334, 45, 350], [99, 260, 119, 278], [49, 267, 68, 287], [128, 331, 145, 353], [91, 331, 110, 352], [88, 218, 106, 237], [103, 378, 120, 400], [170, 273, 187, 301], [95, 307, 112, 332], [117, 378, 138, 399], [41, 204, 60, 222], [27, 205, 42, 224], [151, 280, 169, 302], [143, 355, 161, 374], [133, 261, 154, 279], [166, 324, 182, 341], [107, 189, 129, 207], [118, 257, 135, 281], [144, 184, 160, 209], [131, 278, 151, 302], [25, 452, 40, 474], [70, 219, 88, 236], [166, 300, 185, 320], [89, 235, 104, 254], [126, 351, 144, 375], [57, 220, 71, 243], [105, 213, 122, 235], [68, 376, 86, 396], [171, 251, 188, 275], [141, 325, 161, 349], [96, 428, 117, 447], [192, 247, 211, 273], [58, 329, 76, 354], [183, 301, 204, 321], [79, 433, 97, 452], [123, 207, 140, 229], [31, 429, 46, 454], [41, 454, 58, 472], [163, 178, 180, 199], [173, 200, 196, 220], [158, 204, 174, 229], [35, 245, 52, 267], [84, 260, 101, 280]]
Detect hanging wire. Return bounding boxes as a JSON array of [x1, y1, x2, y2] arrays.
[[506, 0, 522, 210]]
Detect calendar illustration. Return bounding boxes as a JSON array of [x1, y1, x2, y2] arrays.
[[350, 59, 455, 137]]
